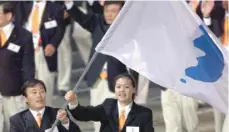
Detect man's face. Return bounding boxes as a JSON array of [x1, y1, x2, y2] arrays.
[[104, 4, 121, 25], [115, 77, 135, 104], [0, 7, 12, 27], [24, 84, 46, 111]]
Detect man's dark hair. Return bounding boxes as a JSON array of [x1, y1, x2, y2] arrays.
[[104, 1, 125, 8], [22, 79, 47, 97], [0, 1, 15, 16]]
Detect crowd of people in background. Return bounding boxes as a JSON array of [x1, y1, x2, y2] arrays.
[[0, 0, 228, 132]]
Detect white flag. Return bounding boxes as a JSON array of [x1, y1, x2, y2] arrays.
[[96, 1, 228, 113]]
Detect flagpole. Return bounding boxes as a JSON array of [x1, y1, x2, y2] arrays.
[[50, 51, 99, 132]]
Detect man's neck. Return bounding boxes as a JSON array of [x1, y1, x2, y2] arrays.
[[30, 107, 45, 112], [119, 100, 132, 107], [0, 21, 11, 28]]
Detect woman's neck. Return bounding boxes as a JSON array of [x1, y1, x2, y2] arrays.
[[119, 100, 132, 107]]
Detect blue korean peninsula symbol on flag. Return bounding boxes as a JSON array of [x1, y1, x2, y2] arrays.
[[180, 25, 225, 83]]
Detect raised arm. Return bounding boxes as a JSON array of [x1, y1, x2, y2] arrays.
[[64, 1, 99, 32], [65, 90, 105, 122]]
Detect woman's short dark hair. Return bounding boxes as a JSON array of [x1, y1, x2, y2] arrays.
[[0, 1, 15, 16], [21, 79, 46, 97], [113, 73, 136, 88], [104, 1, 125, 8]]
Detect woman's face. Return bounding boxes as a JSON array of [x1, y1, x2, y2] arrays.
[[115, 77, 136, 105]]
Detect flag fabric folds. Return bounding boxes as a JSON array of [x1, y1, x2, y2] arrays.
[[96, 1, 228, 113]]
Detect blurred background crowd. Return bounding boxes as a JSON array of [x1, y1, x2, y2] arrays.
[[0, 0, 228, 132]]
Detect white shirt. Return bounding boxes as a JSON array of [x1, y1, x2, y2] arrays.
[[87, 0, 95, 6], [0, 22, 14, 40], [65, 1, 88, 14], [29, 107, 69, 130], [65, 1, 74, 10], [203, 17, 211, 26], [100, 62, 108, 79], [30, 107, 46, 120], [24, 1, 46, 49], [117, 101, 133, 118], [25, 1, 46, 33]]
